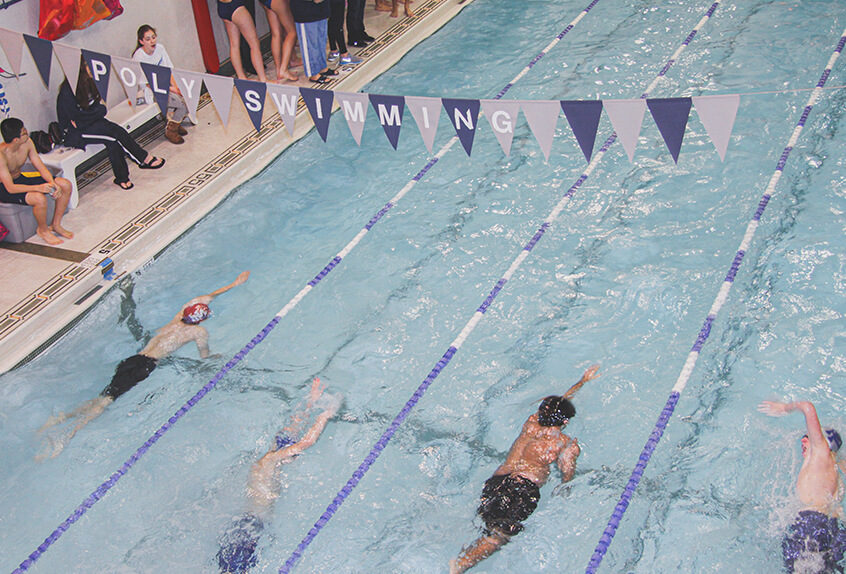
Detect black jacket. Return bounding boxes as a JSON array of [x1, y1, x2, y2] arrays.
[[56, 82, 107, 149]]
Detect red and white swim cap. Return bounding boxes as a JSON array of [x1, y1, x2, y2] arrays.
[[182, 303, 211, 324]]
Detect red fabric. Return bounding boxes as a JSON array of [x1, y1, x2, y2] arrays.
[[102, 0, 123, 19], [38, 0, 75, 41], [71, 0, 111, 30], [0, 221, 8, 242]]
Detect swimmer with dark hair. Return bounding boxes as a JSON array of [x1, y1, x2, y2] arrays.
[[450, 365, 600, 574], [37, 271, 250, 459], [759, 400, 846, 573], [217, 377, 341, 573]]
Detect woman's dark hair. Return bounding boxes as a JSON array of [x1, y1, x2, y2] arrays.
[[72, 55, 101, 110], [538, 396, 576, 427], [136, 24, 156, 52]]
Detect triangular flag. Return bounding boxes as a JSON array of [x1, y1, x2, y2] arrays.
[[81, 49, 111, 102], [369, 94, 404, 150], [692, 94, 739, 162], [234, 78, 267, 133], [300, 87, 334, 142], [406, 96, 440, 153], [480, 99, 520, 156], [140, 62, 172, 118], [112, 56, 144, 105], [266, 84, 300, 136], [0, 29, 23, 76], [172, 69, 204, 124], [204, 73, 235, 127], [442, 98, 480, 156], [23, 34, 52, 88], [647, 97, 692, 163], [521, 100, 560, 161], [603, 99, 646, 162], [335, 91, 369, 145], [560, 100, 603, 162], [53, 43, 81, 93]]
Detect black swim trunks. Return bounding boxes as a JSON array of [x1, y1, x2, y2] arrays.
[[782, 510, 846, 573], [100, 354, 158, 400], [217, 513, 264, 573], [477, 473, 541, 536], [0, 173, 46, 206]]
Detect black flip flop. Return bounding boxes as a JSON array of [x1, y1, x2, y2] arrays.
[[114, 179, 134, 190], [139, 157, 165, 169], [310, 75, 331, 84]]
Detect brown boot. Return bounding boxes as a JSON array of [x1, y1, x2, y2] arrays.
[[177, 124, 188, 136], [165, 121, 184, 144]]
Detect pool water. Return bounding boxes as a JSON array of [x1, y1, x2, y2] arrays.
[[2, 0, 846, 572]]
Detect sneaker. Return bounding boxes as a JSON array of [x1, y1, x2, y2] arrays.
[[339, 54, 363, 65], [327, 51, 340, 63]]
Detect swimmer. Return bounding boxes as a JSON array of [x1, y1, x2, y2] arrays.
[[759, 400, 846, 573], [37, 271, 250, 460], [218, 377, 341, 573], [450, 365, 600, 574]]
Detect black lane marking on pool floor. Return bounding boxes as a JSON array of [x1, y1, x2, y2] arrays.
[[0, 242, 89, 263]]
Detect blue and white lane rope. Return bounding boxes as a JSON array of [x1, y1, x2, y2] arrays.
[[12, 2, 607, 572], [279, 2, 723, 571], [584, 28, 846, 574]]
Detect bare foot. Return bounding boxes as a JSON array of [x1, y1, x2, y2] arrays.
[[278, 69, 299, 81], [50, 225, 74, 240], [405, 6, 415, 16], [375, 0, 391, 11], [391, 7, 399, 17], [37, 227, 62, 245], [290, 57, 303, 68]]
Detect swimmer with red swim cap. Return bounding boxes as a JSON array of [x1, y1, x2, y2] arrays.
[[38, 271, 250, 460]]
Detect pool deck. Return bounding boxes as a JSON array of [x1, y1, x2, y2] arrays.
[[0, 0, 474, 375]]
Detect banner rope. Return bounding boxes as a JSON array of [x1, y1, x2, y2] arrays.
[[11, 1, 606, 572], [278, 2, 723, 572], [584, 28, 846, 574]]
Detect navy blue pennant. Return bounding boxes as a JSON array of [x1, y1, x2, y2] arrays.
[[300, 88, 335, 142], [234, 78, 267, 133], [81, 49, 111, 102], [369, 94, 405, 149], [139, 62, 172, 118], [442, 98, 480, 156], [560, 100, 603, 162], [23, 34, 52, 89], [647, 97, 692, 163]]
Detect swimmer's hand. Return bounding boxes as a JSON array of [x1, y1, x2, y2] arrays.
[[563, 364, 599, 400], [308, 377, 325, 407], [758, 400, 792, 417], [234, 271, 250, 286]]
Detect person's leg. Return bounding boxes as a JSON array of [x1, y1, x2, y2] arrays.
[[269, 0, 299, 80], [231, 6, 268, 82], [260, 3, 283, 80], [297, 21, 325, 80], [49, 176, 72, 239], [449, 532, 509, 574], [222, 19, 248, 79], [346, 0, 364, 44], [328, 0, 346, 54], [23, 191, 61, 245]]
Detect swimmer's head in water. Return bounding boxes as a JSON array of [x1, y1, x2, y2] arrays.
[[182, 303, 211, 324], [538, 396, 576, 427], [801, 429, 842, 454]]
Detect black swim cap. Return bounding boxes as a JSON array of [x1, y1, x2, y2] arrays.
[[538, 396, 576, 427]]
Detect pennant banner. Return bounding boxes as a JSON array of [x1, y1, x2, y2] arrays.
[[266, 84, 299, 137], [603, 99, 646, 162], [300, 87, 334, 142], [480, 99, 520, 156], [693, 94, 739, 162], [647, 97, 692, 164], [53, 43, 81, 93], [442, 98, 480, 156], [0, 29, 23, 77], [561, 100, 603, 163], [234, 78, 267, 132], [23, 34, 52, 89], [172, 69, 204, 124], [204, 73, 234, 127], [522, 100, 560, 161], [112, 56, 143, 104], [81, 49, 111, 102], [406, 96, 440, 153], [369, 94, 404, 150], [140, 62, 172, 118], [335, 91, 369, 145]]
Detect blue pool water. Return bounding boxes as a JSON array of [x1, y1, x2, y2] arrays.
[[2, 0, 846, 572]]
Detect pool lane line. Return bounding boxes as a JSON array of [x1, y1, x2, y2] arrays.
[[11, 2, 609, 572], [279, 2, 723, 572], [584, 29, 846, 574]]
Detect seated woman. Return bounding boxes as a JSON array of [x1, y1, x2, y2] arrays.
[[132, 24, 192, 144], [56, 58, 165, 190], [216, 0, 270, 82]]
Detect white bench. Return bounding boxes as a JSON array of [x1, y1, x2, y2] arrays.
[[40, 100, 161, 209]]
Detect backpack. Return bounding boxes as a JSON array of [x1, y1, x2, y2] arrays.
[[48, 121, 64, 147], [30, 130, 53, 154]]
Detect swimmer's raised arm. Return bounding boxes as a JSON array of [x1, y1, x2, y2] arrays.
[[562, 364, 600, 400], [759, 400, 828, 452], [207, 271, 250, 300]]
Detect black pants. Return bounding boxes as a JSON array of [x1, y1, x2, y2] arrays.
[[346, 0, 365, 43], [78, 119, 148, 184], [328, 0, 347, 53]]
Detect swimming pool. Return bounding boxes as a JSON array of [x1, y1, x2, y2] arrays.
[[2, 0, 846, 572]]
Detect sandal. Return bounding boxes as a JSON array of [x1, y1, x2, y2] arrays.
[[114, 179, 134, 190], [320, 68, 339, 76], [310, 75, 331, 84], [139, 156, 165, 169]]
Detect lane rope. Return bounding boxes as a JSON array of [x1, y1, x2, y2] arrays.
[[584, 28, 846, 574], [279, 2, 723, 572], [11, 1, 606, 571]]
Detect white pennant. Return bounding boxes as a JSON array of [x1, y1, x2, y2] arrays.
[[693, 94, 739, 162], [0, 28, 24, 77], [204, 74, 235, 127], [405, 96, 441, 153], [603, 99, 646, 162], [53, 43, 81, 94], [520, 100, 560, 161], [334, 92, 369, 145], [480, 99, 520, 156]]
